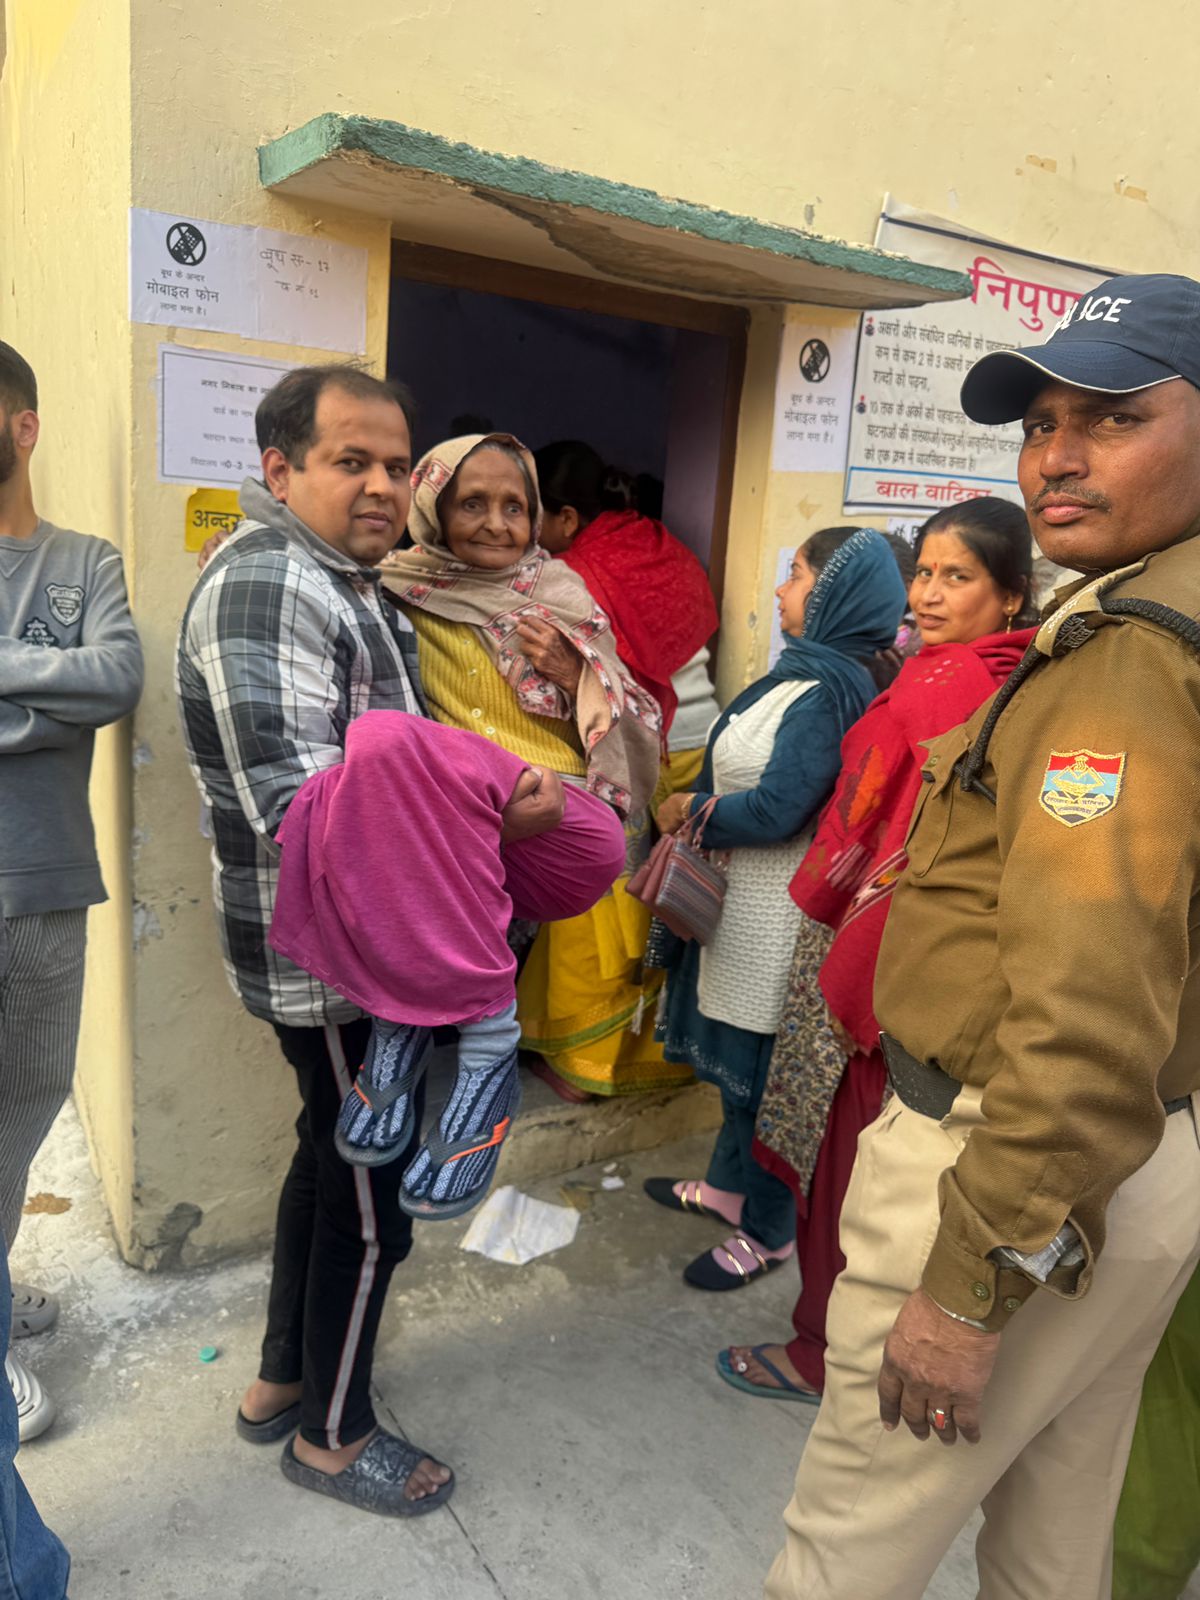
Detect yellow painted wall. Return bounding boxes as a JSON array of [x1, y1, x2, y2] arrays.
[[120, 0, 1195, 721], [0, 0, 137, 1242], [8, 0, 1200, 1261]]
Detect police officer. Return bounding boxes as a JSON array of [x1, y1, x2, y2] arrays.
[[765, 274, 1200, 1600]]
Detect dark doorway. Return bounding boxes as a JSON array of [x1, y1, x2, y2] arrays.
[[387, 244, 746, 598]]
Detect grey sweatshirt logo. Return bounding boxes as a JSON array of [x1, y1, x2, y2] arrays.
[[20, 617, 58, 648], [46, 584, 84, 625]]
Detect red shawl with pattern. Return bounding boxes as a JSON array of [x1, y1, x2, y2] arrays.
[[560, 510, 719, 735], [789, 628, 1036, 1053]]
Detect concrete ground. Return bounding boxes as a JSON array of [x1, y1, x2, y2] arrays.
[[11, 1100, 1187, 1600]]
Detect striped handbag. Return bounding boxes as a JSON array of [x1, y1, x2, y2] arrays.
[[625, 798, 728, 945]]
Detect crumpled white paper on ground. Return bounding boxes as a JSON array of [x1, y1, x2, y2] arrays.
[[460, 1185, 580, 1265]]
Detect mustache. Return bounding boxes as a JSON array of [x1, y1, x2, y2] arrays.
[[1031, 481, 1111, 513]]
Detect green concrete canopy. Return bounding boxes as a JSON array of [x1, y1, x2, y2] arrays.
[[259, 115, 971, 311]]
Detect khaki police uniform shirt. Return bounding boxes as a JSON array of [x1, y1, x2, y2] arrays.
[[875, 535, 1200, 1332]]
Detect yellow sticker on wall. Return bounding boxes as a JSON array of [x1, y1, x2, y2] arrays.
[[185, 488, 242, 552]]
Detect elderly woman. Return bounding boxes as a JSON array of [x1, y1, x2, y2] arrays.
[[378, 433, 661, 821], [718, 497, 1037, 1400], [646, 528, 908, 1290], [517, 439, 722, 1100]]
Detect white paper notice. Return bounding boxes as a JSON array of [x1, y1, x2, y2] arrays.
[[255, 225, 368, 352], [157, 345, 294, 487], [771, 322, 856, 474], [131, 209, 367, 353], [843, 197, 1109, 514], [131, 211, 253, 338]]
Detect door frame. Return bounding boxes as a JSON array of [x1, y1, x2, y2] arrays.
[[389, 241, 748, 611]]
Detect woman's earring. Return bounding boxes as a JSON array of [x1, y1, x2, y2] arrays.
[[1006, 611, 1014, 633]]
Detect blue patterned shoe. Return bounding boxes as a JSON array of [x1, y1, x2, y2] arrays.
[[334, 1020, 430, 1167], [398, 1048, 520, 1220]]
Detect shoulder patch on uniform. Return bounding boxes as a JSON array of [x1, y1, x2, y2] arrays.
[[1039, 749, 1126, 828]]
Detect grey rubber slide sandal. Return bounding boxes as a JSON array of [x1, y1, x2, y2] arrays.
[[235, 1401, 301, 1443], [280, 1430, 455, 1517]]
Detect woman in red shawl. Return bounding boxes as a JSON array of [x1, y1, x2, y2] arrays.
[[536, 442, 720, 741], [516, 441, 721, 1099], [715, 498, 1039, 1402]]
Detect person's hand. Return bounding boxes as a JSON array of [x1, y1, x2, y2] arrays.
[[514, 618, 583, 695], [500, 767, 565, 842], [656, 792, 693, 836], [877, 1288, 1000, 1446], [197, 527, 233, 572], [868, 646, 905, 693]]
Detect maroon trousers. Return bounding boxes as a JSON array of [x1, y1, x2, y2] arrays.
[[785, 1048, 888, 1392]]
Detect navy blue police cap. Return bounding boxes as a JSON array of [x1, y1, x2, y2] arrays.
[[961, 272, 1200, 424]]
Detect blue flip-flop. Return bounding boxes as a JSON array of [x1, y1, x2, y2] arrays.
[[334, 1023, 430, 1167], [398, 1047, 520, 1220], [715, 1345, 822, 1405]]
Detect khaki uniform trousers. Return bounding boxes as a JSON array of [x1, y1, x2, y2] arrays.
[[764, 1084, 1200, 1600]]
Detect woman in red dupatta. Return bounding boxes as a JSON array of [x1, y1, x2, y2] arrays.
[[716, 499, 1039, 1402], [516, 441, 721, 1100], [535, 441, 719, 737]]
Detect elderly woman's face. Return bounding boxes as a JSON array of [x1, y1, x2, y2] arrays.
[[442, 450, 533, 569]]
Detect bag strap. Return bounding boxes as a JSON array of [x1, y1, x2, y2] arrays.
[[682, 795, 720, 848]]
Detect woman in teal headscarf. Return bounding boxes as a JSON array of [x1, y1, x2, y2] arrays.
[[646, 527, 907, 1291]]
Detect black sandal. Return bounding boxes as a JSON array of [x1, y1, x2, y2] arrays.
[[280, 1430, 455, 1518], [683, 1235, 784, 1291], [643, 1177, 740, 1224], [236, 1402, 301, 1443]]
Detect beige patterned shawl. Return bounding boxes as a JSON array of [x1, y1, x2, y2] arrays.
[[379, 434, 661, 819]]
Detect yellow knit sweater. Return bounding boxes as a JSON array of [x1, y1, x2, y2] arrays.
[[404, 607, 587, 776]]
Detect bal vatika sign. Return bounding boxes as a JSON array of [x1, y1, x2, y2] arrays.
[[843, 196, 1112, 516]]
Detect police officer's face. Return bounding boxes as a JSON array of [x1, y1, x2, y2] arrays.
[[1018, 377, 1200, 571], [909, 531, 1021, 645]]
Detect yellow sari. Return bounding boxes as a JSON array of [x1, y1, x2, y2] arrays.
[[516, 746, 705, 1095]]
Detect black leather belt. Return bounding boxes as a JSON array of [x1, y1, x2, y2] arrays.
[[879, 1033, 1193, 1122]]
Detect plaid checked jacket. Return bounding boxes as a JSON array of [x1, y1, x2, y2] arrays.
[[176, 484, 425, 1027]]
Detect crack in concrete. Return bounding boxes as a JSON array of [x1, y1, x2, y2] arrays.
[[373, 1384, 509, 1597]]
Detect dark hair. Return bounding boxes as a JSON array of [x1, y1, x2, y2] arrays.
[[534, 439, 633, 525], [255, 364, 416, 466], [448, 412, 495, 435], [915, 497, 1036, 623], [0, 342, 37, 415], [439, 438, 540, 529], [879, 530, 917, 588], [803, 525, 865, 575], [635, 472, 664, 520]]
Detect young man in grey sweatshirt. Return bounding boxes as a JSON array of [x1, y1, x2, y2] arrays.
[[0, 343, 143, 1443]]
